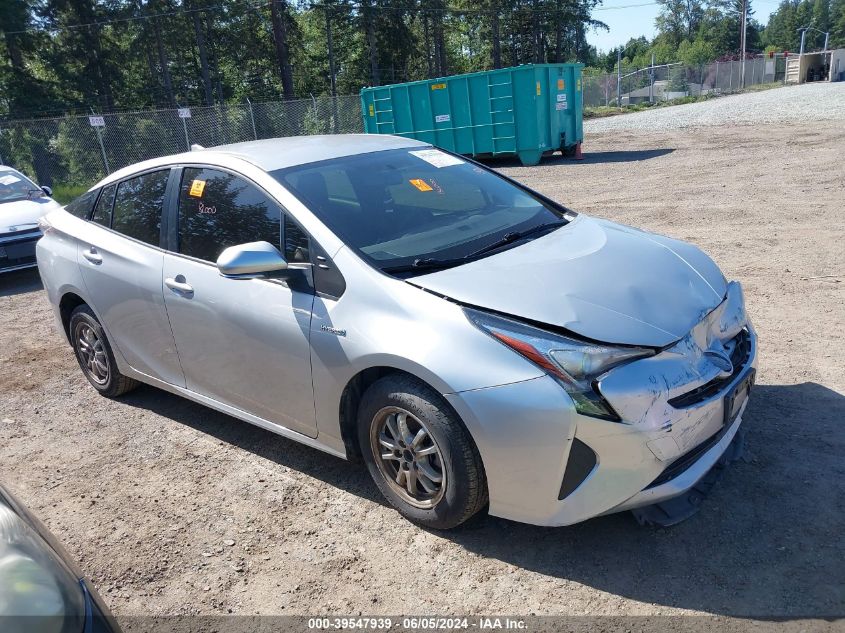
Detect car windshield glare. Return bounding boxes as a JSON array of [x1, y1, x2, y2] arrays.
[[0, 170, 43, 205], [271, 148, 566, 272]]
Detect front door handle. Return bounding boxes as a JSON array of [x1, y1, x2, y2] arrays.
[[82, 247, 102, 265], [165, 276, 194, 295]]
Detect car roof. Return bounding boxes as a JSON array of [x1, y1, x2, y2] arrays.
[[207, 134, 430, 171], [95, 134, 431, 189]]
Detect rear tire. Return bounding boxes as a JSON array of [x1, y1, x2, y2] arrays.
[[358, 374, 487, 529], [69, 305, 138, 398]]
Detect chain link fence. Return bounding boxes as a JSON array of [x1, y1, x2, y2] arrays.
[[582, 55, 790, 108], [0, 95, 363, 190], [0, 57, 792, 191]]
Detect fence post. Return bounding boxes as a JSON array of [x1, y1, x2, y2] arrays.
[[715, 62, 720, 92], [90, 110, 110, 175], [247, 98, 258, 140], [729, 61, 734, 92], [179, 107, 190, 151], [649, 53, 655, 103], [95, 127, 109, 174]]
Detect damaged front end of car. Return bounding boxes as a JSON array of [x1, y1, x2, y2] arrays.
[[456, 281, 757, 527], [594, 281, 757, 525]]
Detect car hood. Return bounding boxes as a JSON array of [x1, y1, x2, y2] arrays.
[[0, 198, 60, 234], [408, 215, 728, 347]]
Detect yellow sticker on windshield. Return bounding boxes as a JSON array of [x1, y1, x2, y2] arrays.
[[409, 179, 433, 192], [189, 179, 206, 197]]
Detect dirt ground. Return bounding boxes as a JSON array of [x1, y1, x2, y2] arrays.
[[1, 119, 843, 621]]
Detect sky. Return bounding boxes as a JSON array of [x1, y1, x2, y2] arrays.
[[586, 2, 778, 53]]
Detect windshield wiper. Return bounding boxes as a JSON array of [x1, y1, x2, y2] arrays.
[[465, 220, 567, 259], [382, 257, 468, 274], [381, 220, 567, 275]]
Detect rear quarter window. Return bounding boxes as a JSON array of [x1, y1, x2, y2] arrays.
[[91, 183, 116, 227], [64, 189, 99, 220], [111, 170, 169, 246]]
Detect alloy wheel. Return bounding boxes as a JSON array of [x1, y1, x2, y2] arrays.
[[369, 406, 447, 509], [76, 323, 110, 385]]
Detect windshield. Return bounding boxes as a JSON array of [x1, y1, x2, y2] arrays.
[[0, 169, 43, 205], [272, 148, 567, 273]]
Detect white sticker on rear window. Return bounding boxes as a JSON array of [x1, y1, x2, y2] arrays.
[[0, 175, 22, 185], [409, 149, 464, 168]]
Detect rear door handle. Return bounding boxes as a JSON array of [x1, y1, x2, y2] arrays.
[[165, 276, 194, 295], [82, 247, 102, 265]]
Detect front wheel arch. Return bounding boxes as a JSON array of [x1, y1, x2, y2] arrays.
[[339, 366, 466, 462]]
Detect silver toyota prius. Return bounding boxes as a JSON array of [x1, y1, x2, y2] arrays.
[[36, 135, 757, 529]]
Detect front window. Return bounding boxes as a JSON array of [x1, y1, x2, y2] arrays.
[[272, 148, 568, 274], [0, 169, 43, 205], [176, 167, 311, 264]]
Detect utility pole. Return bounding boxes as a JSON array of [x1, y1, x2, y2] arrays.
[[798, 26, 831, 54], [740, 0, 747, 87]]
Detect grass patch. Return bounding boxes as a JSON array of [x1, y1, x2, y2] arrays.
[[741, 81, 785, 92], [583, 83, 788, 120], [584, 93, 717, 119], [50, 183, 89, 205]]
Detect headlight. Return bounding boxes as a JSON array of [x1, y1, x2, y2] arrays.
[[0, 498, 86, 633], [465, 308, 654, 420]]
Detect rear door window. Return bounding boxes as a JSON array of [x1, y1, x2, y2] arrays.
[[111, 170, 169, 246], [90, 183, 116, 227], [177, 167, 282, 263]]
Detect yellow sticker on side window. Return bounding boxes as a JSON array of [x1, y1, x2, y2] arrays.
[[409, 179, 433, 192], [189, 179, 206, 197]]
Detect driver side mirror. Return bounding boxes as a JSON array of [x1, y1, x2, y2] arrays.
[[216, 241, 288, 278], [40, 185, 53, 197]]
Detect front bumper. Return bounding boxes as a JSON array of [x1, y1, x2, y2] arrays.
[[0, 228, 41, 272], [446, 286, 758, 527]]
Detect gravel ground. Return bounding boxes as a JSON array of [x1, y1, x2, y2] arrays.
[[585, 82, 845, 132], [1, 105, 844, 622]]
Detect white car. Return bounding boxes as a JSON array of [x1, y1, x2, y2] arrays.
[[0, 166, 61, 273]]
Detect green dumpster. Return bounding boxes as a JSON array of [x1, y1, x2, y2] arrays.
[[360, 63, 583, 166]]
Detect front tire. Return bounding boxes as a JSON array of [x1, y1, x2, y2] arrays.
[[69, 305, 138, 398], [358, 375, 487, 529]]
